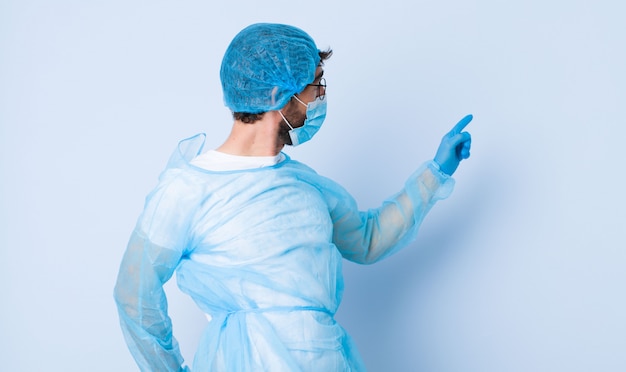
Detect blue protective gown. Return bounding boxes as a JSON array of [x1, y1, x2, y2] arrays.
[[114, 133, 454, 371]]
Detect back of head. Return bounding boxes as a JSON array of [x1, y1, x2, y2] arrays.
[[220, 23, 320, 114]]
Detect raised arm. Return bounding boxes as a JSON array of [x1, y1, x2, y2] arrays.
[[332, 115, 472, 264]]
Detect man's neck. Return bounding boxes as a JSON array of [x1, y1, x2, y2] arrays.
[[216, 112, 285, 156]]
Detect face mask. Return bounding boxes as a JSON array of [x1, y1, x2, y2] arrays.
[[279, 95, 327, 146]]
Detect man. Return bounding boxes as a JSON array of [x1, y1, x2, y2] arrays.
[[114, 23, 472, 371]]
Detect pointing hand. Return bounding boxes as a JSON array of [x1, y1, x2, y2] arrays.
[[434, 114, 473, 176]]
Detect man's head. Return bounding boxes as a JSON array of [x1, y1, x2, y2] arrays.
[[220, 23, 330, 123]]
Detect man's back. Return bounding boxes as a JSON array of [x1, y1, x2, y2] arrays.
[[133, 134, 366, 370]]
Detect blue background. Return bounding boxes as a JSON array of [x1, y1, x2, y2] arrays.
[[1, 0, 624, 371]]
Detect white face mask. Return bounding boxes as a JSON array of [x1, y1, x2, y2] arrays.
[[279, 95, 327, 146]]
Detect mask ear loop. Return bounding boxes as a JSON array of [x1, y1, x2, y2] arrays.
[[292, 95, 307, 108], [278, 110, 295, 130]]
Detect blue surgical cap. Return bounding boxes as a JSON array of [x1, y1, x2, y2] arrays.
[[220, 23, 320, 114]]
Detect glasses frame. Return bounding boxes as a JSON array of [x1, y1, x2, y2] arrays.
[[308, 78, 326, 100]]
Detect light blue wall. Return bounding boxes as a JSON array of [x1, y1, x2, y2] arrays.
[[1, 1, 624, 371]]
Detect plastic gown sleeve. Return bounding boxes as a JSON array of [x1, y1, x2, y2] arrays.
[[330, 161, 454, 264], [114, 178, 191, 372]]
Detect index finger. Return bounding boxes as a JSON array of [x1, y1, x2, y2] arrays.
[[450, 114, 473, 134]]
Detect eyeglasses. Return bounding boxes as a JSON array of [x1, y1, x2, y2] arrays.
[[308, 78, 326, 100]]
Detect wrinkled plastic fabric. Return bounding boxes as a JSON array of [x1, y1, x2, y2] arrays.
[[114, 133, 454, 371], [220, 23, 320, 113]]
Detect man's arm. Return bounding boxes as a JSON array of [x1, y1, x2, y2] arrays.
[[332, 115, 472, 264], [331, 161, 454, 264], [114, 230, 188, 372]]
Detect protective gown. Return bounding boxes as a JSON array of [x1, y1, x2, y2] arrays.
[[114, 133, 454, 371]]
